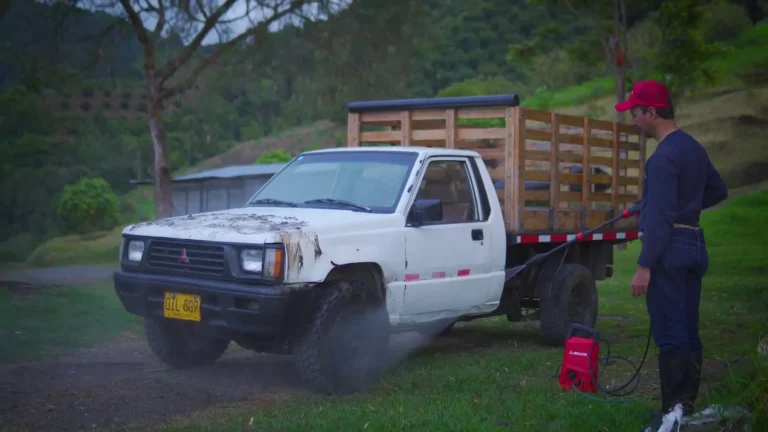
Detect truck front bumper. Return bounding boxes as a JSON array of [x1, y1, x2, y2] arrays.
[[113, 270, 311, 336]]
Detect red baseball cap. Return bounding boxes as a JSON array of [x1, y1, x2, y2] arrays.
[[615, 80, 672, 112]]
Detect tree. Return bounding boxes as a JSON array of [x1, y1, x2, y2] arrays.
[[510, 0, 632, 122], [77, 0, 348, 219]]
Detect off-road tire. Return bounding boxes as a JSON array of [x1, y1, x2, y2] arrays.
[[144, 317, 230, 369], [539, 263, 598, 346], [293, 279, 390, 395]]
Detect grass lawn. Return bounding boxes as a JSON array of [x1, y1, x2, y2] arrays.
[[0, 279, 141, 363], [154, 191, 768, 431]]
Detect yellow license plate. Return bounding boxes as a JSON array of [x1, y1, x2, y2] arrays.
[[163, 292, 201, 322]]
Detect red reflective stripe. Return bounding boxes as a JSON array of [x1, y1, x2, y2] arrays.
[[457, 269, 470, 276], [519, 235, 539, 243], [405, 274, 420, 281], [516, 232, 641, 244], [432, 271, 446, 279]]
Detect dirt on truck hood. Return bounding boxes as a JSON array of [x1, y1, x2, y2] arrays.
[[122, 206, 399, 244]]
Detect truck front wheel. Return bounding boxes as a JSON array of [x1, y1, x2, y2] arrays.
[[538, 263, 598, 346], [293, 279, 390, 395], [144, 317, 230, 368]]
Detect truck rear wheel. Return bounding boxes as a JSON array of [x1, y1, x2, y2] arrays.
[[293, 279, 390, 395], [144, 317, 230, 368], [538, 263, 598, 346]]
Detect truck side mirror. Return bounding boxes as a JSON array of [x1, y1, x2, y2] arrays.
[[410, 199, 442, 226]]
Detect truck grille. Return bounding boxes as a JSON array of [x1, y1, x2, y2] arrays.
[[146, 240, 226, 276]]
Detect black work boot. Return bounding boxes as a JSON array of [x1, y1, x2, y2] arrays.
[[658, 352, 690, 412], [642, 352, 690, 431], [682, 351, 703, 415]]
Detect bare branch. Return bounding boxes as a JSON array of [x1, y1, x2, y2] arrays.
[[151, 0, 166, 44], [156, 0, 239, 83], [118, 0, 151, 48], [160, 0, 307, 100]]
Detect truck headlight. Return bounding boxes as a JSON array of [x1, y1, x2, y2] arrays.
[[127, 240, 144, 262], [241, 249, 264, 273], [241, 246, 284, 279]]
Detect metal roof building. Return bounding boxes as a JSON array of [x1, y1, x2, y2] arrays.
[[136, 163, 288, 217]]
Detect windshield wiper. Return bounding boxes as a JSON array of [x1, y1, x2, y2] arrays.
[[304, 198, 372, 212], [247, 198, 298, 207]]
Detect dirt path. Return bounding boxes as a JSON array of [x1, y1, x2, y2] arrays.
[[0, 331, 312, 432], [0, 322, 466, 432]]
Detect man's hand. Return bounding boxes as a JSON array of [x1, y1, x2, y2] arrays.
[[631, 266, 651, 296]]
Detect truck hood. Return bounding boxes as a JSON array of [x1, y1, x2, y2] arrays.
[[122, 206, 401, 244]]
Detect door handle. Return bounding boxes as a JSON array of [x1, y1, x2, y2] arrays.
[[471, 228, 484, 241]]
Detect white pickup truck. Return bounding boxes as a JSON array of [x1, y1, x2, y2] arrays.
[[114, 94, 645, 395]]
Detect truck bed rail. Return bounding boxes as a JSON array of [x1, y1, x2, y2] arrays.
[[346, 94, 646, 235]]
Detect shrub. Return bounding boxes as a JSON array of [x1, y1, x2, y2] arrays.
[[80, 101, 91, 111], [56, 177, 120, 235], [256, 149, 293, 164]]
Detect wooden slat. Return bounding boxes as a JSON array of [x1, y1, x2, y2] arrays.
[[523, 171, 549, 182], [590, 119, 614, 131], [504, 107, 515, 232], [560, 113, 585, 127], [359, 111, 399, 124], [512, 107, 524, 231], [522, 108, 551, 123], [476, 148, 506, 159], [411, 110, 447, 121], [459, 128, 507, 140], [445, 109, 456, 149], [360, 130, 400, 142], [620, 176, 640, 186], [347, 113, 361, 146], [611, 122, 620, 209], [617, 123, 637, 135], [591, 193, 638, 203], [550, 112, 560, 229], [582, 117, 591, 220], [401, 111, 411, 146]]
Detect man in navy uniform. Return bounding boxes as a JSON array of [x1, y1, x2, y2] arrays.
[[614, 80, 728, 431]]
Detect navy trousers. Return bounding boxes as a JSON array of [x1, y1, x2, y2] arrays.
[[646, 227, 709, 355]]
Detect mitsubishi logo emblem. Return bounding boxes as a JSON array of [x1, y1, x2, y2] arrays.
[[177, 248, 190, 263]]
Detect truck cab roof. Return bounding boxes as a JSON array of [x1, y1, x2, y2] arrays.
[[301, 146, 481, 158]]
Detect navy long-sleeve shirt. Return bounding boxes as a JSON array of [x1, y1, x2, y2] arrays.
[[637, 129, 728, 268]]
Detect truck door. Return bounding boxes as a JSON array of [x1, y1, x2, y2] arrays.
[[401, 156, 493, 318]]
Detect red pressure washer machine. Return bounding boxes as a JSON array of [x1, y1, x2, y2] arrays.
[[559, 324, 601, 393]]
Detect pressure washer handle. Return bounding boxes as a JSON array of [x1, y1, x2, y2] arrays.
[[566, 323, 600, 342]]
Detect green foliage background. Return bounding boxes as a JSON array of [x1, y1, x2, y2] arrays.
[[0, 0, 764, 259]]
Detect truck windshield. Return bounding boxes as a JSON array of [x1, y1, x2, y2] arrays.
[[246, 150, 419, 213]]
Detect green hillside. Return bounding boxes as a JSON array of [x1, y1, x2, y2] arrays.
[[1, 0, 766, 267]]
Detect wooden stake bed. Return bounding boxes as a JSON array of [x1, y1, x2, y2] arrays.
[[346, 94, 646, 235]]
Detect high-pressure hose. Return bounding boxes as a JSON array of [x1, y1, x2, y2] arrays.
[[543, 200, 656, 402]]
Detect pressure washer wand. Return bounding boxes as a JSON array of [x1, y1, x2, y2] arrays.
[[504, 200, 643, 281]]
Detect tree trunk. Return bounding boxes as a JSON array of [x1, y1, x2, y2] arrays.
[[615, 67, 626, 123], [148, 99, 173, 219]]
